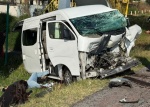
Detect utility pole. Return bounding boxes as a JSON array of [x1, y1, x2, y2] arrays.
[[4, 3, 9, 65], [125, 0, 129, 17], [58, 0, 70, 9]]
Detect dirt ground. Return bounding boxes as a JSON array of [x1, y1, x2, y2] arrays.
[[72, 67, 150, 107]]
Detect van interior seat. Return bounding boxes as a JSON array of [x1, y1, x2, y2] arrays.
[[42, 30, 48, 59]]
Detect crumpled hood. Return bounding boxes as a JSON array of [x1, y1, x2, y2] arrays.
[[77, 34, 111, 53]]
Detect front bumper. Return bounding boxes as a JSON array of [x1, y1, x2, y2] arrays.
[[100, 58, 140, 78]]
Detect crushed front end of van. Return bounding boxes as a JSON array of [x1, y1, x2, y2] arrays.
[[69, 6, 142, 79]]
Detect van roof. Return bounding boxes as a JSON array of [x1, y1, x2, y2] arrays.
[[22, 5, 115, 30], [60, 5, 114, 19], [25, 5, 115, 21]]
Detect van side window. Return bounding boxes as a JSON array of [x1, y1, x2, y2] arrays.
[[23, 28, 37, 46], [48, 22, 75, 40]]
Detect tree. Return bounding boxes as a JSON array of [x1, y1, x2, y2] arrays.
[[146, 0, 150, 5], [30, 0, 33, 5], [108, 0, 127, 15]]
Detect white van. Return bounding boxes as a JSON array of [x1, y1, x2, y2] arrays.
[[20, 5, 142, 84]]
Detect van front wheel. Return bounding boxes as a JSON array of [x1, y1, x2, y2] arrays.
[[63, 68, 73, 85]]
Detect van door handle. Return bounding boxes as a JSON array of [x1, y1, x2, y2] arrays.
[[49, 47, 53, 51]]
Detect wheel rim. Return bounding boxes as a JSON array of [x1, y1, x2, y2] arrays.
[[64, 69, 72, 85]]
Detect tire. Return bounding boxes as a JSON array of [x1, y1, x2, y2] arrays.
[[63, 68, 73, 85]]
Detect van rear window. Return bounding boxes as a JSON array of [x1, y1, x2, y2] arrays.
[[23, 28, 37, 46]]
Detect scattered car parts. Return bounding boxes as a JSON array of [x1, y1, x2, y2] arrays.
[[109, 77, 132, 88], [119, 97, 139, 103]]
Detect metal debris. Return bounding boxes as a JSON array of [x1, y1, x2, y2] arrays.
[[109, 77, 132, 88]]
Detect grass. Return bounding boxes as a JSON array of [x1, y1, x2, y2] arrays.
[[130, 30, 150, 71], [20, 79, 108, 107]]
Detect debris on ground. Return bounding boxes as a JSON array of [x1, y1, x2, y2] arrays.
[[119, 97, 139, 103], [109, 77, 132, 88]]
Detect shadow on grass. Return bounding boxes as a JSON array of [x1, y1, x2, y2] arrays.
[[136, 56, 150, 69], [136, 44, 150, 50], [0, 51, 22, 77], [104, 69, 135, 80], [35, 88, 52, 98]]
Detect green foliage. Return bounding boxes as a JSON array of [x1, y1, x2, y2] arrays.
[[129, 15, 150, 30], [108, 0, 127, 15], [146, 0, 150, 5], [0, 13, 17, 32], [8, 32, 22, 51], [19, 14, 30, 20], [129, 6, 139, 12], [0, 13, 29, 51]]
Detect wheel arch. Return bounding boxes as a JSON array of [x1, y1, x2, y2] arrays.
[[54, 63, 80, 78]]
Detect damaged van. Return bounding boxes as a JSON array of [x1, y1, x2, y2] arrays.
[[20, 5, 142, 84]]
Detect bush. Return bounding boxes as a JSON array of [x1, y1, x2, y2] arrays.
[[19, 14, 30, 20], [146, 0, 150, 5], [0, 13, 17, 32], [128, 15, 150, 30], [0, 13, 29, 51]]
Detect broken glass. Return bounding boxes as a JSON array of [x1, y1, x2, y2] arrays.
[[70, 10, 127, 36]]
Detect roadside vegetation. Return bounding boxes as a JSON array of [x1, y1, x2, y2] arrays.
[[0, 13, 150, 107]]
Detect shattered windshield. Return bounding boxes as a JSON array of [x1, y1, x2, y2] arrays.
[[70, 10, 127, 36]]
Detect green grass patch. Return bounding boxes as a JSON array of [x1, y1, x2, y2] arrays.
[[0, 13, 29, 51], [20, 79, 108, 107], [129, 15, 150, 30], [130, 30, 150, 71]]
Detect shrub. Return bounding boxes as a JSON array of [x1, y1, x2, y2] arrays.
[[128, 15, 150, 30], [0, 13, 29, 51]]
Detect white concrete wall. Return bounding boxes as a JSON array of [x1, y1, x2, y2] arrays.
[[0, 4, 44, 17], [0, 5, 19, 17], [140, 0, 146, 2]]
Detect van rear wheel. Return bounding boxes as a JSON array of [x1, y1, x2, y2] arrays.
[[63, 68, 73, 85]]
